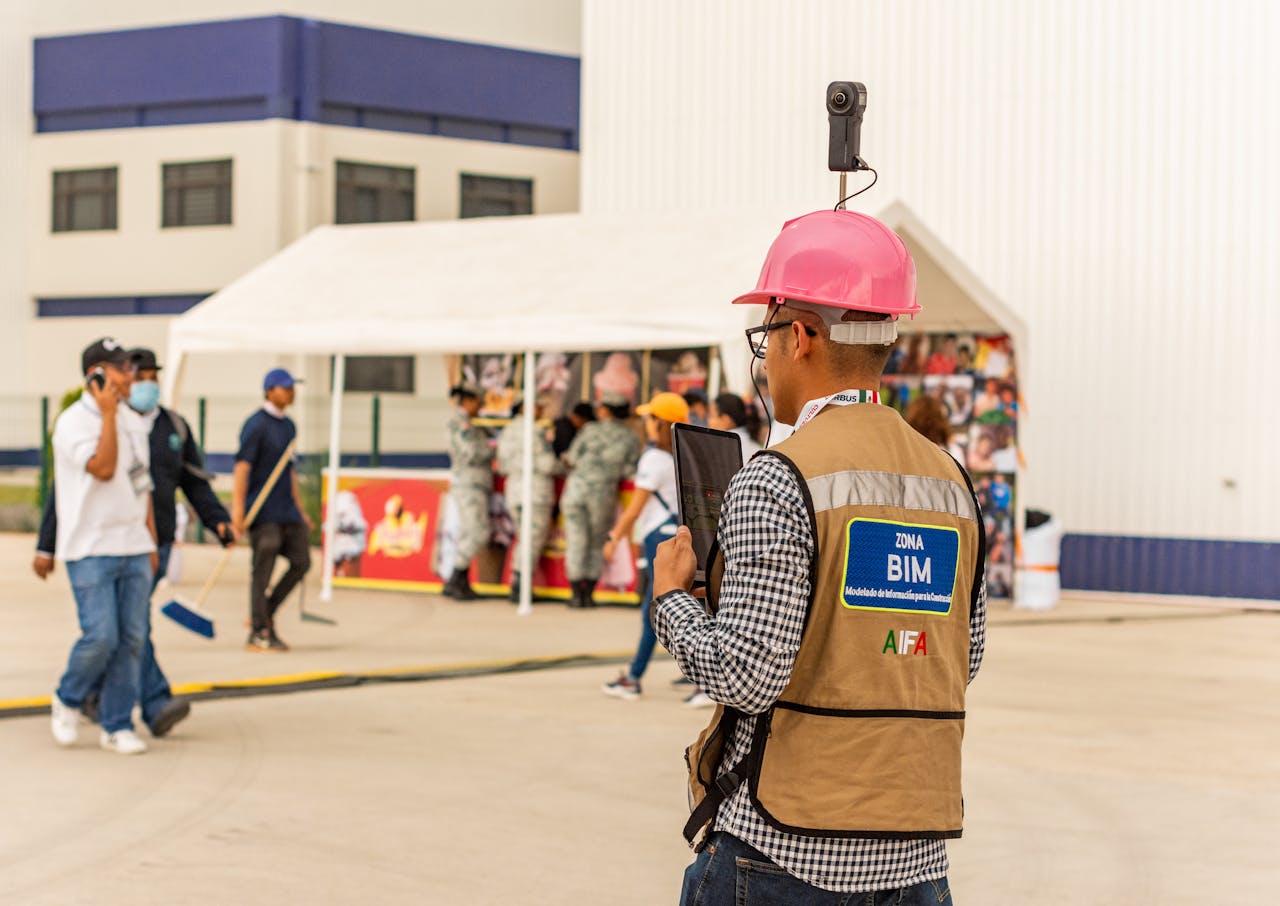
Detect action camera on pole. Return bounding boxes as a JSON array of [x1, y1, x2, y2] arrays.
[[827, 81, 868, 172]]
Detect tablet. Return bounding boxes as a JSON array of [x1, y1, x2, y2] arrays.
[[672, 423, 744, 583]]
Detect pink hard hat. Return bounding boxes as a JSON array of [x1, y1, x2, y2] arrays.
[[732, 209, 920, 318]]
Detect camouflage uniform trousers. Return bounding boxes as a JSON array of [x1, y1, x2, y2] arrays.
[[561, 487, 617, 582], [451, 482, 491, 571], [506, 494, 555, 571]]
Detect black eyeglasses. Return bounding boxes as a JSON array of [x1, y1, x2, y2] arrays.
[[744, 320, 818, 359]]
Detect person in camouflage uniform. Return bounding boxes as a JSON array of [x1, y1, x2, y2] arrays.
[[560, 392, 642, 607], [443, 382, 493, 600], [496, 395, 561, 603]]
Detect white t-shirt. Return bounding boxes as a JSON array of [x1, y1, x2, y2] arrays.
[[53, 397, 155, 562], [632, 446, 678, 542]]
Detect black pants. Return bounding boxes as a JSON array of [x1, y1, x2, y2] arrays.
[[249, 522, 311, 633]]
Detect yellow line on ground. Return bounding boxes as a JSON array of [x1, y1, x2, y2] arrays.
[[206, 670, 348, 689], [0, 696, 55, 709], [0, 651, 635, 713]]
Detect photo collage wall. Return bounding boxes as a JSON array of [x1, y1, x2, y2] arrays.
[[883, 334, 1019, 598], [457, 348, 712, 421]]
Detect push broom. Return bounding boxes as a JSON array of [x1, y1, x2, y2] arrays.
[[161, 440, 297, 639]]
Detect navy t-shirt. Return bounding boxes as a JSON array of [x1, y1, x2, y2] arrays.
[[236, 409, 301, 525]]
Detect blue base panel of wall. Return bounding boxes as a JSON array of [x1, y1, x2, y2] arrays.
[[1060, 533, 1279, 602]]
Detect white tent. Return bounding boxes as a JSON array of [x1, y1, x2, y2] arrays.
[[165, 204, 1022, 611]]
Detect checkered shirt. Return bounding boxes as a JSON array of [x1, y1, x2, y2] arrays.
[[653, 453, 988, 893]]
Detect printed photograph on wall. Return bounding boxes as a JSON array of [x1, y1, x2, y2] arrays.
[[882, 375, 922, 414], [968, 422, 1018, 473], [974, 335, 1014, 379], [461, 353, 518, 416], [922, 374, 975, 426], [589, 350, 642, 406], [974, 473, 1016, 599], [534, 351, 574, 421], [648, 347, 710, 399]]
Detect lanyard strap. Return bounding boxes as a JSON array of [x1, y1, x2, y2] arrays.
[[793, 388, 881, 432]]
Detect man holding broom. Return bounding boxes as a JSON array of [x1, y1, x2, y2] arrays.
[[232, 368, 312, 652]]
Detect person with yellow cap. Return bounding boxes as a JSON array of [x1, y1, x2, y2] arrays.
[[652, 209, 988, 902], [601, 391, 687, 698]]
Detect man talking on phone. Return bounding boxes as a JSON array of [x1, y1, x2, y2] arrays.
[[652, 211, 987, 903], [48, 338, 159, 755]]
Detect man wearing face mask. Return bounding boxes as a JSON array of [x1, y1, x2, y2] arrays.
[[35, 348, 234, 738]]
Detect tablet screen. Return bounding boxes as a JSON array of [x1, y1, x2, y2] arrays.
[[672, 424, 745, 582]]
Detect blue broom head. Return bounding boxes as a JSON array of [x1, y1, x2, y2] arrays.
[[161, 599, 215, 639]]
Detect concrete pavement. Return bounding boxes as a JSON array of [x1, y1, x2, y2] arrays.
[[1, 533, 1276, 904]]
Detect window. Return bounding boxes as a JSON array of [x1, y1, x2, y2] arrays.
[[459, 174, 533, 218], [335, 161, 415, 224], [338, 356, 416, 394], [162, 159, 232, 227], [52, 167, 117, 232]]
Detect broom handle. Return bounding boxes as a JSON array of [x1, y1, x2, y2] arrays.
[[193, 440, 297, 607]]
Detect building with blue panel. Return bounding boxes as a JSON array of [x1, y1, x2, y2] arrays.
[[13, 8, 581, 466]]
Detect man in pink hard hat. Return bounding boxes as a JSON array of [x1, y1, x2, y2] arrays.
[[652, 209, 988, 903]]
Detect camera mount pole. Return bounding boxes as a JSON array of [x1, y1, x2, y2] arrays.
[[837, 173, 848, 210]]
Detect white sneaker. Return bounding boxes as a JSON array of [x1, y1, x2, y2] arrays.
[[683, 691, 716, 708], [99, 729, 148, 755], [50, 694, 79, 746]]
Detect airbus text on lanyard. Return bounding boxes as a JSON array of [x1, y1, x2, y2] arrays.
[[793, 389, 881, 432]]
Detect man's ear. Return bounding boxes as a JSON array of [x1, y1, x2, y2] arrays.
[[791, 320, 814, 360]]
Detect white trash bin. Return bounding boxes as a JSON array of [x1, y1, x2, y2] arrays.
[[1016, 511, 1062, 611]]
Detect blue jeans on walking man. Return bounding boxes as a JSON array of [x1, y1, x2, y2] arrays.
[[56, 553, 153, 734], [84, 544, 176, 729]]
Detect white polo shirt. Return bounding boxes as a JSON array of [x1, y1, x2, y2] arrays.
[[53, 396, 155, 562]]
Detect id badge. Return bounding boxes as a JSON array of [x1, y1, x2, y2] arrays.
[[129, 462, 154, 496]]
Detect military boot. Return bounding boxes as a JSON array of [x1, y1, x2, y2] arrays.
[[581, 578, 599, 608], [454, 573, 479, 601], [509, 573, 521, 604]]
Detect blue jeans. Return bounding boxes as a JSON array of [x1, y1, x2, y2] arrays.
[[56, 553, 153, 733], [628, 521, 676, 681], [86, 545, 174, 728], [680, 833, 953, 906]]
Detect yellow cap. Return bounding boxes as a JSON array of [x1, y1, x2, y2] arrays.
[[636, 391, 690, 423]]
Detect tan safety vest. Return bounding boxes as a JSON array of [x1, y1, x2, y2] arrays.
[[684, 402, 984, 844]]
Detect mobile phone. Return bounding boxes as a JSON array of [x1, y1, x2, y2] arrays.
[[87, 367, 106, 391]]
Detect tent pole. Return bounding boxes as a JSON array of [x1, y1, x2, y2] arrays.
[[320, 354, 346, 603], [708, 346, 722, 399], [517, 349, 536, 616], [163, 344, 187, 411]]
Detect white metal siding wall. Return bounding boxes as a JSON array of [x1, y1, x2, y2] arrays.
[[582, 0, 1280, 543], [0, 5, 32, 393]]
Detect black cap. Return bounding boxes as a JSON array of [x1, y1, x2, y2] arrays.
[[129, 348, 162, 372], [81, 337, 131, 374]]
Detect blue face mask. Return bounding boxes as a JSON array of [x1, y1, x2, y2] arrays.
[[130, 380, 161, 413]]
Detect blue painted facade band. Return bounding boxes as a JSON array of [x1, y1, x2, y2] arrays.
[[33, 16, 580, 151], [1060, 533, 1279, 601], [36, 294, 209, 317]]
